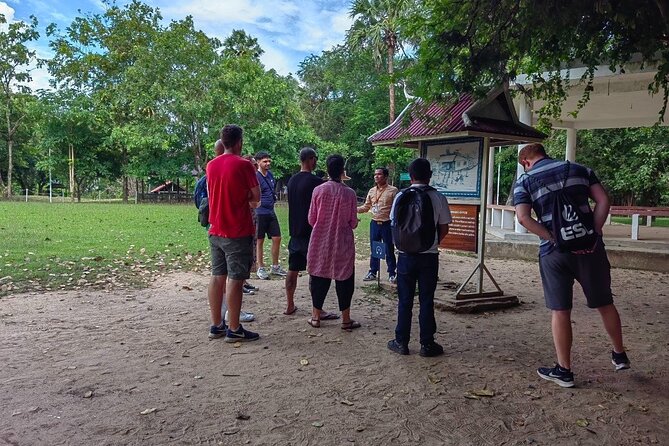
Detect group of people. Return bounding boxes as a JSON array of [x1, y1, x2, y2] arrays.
[[201, 124, 630, 388]]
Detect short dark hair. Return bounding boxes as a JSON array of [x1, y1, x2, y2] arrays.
[[408, 158, 432, 182], [220, 125, 243, 149], [255, 151, 271, 161], [326, 154, 345, 180], [299, 147, 317, 162], [375, 167, 389, 177]]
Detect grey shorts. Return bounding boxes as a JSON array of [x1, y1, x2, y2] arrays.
[[539, 238, 613, 310], [209, 235, 253, 280]]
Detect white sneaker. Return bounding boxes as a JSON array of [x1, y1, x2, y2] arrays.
[[224, 310, 255, 323], [256, 267, 270, 280], [270, 264, 287, 276]]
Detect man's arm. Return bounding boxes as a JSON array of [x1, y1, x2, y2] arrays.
[[248, 185, 260, 205], [515, 203, 554, 242], [438, 224, 449, 243], [357, 189, 372, 213], [589, 183, 610, 234]]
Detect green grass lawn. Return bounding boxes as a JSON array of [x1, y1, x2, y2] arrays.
[[0, 201, 372, 295], [611, 216, 669, 227]]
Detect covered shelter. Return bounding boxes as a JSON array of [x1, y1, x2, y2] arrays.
[[369, 86, 545, 311]]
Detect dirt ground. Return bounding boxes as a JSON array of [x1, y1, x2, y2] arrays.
[[1, 253, 668, 446]]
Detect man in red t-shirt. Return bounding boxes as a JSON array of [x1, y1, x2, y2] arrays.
[[206, 124, 261, 342]]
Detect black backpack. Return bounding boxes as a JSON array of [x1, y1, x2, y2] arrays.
[[197, 196, 209, 227], [392, 186, 436, 254], [532, 162, 597, 253]]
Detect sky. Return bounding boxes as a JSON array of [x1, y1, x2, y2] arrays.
[[0, 0, 354, 90]]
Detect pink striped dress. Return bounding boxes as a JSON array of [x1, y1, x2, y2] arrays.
[[307, 181, 358, 280]]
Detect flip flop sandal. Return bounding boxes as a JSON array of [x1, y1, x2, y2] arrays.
[[320, 311, 340, 320], [283, 306, 298, 315], [307, 318, 321, 328], [341, 320, 361, 330]]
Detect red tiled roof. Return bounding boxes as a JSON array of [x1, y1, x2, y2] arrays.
[[369, 92, 545, 145]]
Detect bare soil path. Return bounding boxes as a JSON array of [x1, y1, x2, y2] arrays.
[[1, 254, 667, 445]]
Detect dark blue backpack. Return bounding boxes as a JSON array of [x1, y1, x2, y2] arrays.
[[194, 176, 209, 227]]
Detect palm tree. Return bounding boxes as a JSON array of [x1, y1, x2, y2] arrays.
[[347, 0, 413, 124]]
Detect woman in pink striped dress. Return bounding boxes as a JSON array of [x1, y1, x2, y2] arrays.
[[307, 154, 361, 330]]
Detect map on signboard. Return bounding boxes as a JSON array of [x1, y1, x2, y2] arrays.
[[425, 139, 483, 199]]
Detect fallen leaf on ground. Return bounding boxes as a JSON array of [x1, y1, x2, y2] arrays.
[[233, 342, 242, 348], [340, 399, 354, 406], [312, 421, 324, 428], [83, 391, 93, 398], [471, 389, 495, 397], [140, 408, 157, 415], [463, 392, 480, 400], [236, 412, 250, 420], [194, 375, 203, 380], [576, 419, 589, 427], [428, 374, 442, 384]]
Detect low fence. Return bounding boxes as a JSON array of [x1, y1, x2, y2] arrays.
[[138, 192, 192, 204]]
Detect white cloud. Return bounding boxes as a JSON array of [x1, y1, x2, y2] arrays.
[[0, 2, 16, 30], [259, 43, 295, 76]]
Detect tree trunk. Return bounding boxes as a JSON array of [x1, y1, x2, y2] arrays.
[[387, 43, 395, 123], [69, 143, 75, 203], [5, 107, 12, 198], [122, 147, 129, 203]]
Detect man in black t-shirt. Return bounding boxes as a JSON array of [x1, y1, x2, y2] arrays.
[[284, 147, 338, 319]]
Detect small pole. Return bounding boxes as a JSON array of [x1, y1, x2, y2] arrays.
[[49, 147, 53, 203], [496, 148, 501, 205], [25, 188, 28, 202], [62, 189, 64, 203]]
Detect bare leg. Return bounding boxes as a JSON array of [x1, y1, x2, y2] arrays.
[[256, 238, 265, 268], [208, 275, 227, 326], [226, 278, 245, 331], [285, 270, 298, 313], [311, 307, 322, 321], [597, 304, 625, 353], [271, 236, 281, 266], [341, 308, 351, 325], [551, 309, 572, 369]]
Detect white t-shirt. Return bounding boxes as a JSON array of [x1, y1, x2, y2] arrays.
[[390, 184, 452, 254]]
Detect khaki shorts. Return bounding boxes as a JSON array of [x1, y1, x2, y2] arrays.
[[209, 235, 253, 280]]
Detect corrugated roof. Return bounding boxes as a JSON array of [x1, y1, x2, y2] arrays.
[[368, 90, 545, 145]]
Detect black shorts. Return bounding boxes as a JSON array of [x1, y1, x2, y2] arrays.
[[288, 236, 309, 271], [539, 238, 613, 310], [257, 213, 281, 239]]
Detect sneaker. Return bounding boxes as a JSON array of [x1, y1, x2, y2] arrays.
[[208, 321, 227, 340], [611, 350, 631, 371], [244, 282, 259, 291], [224, 324, 260, 343], [363, 271, 377, 281], [388, 275, 397, 284], [224, 310, 255, 323], [419, 342, 444, 357], [243, 286, 255, 295], [537, 364, 575, 388], [256, 267, 270, 280], [387, 339, 409, 355], [270, 265, 287, 276]]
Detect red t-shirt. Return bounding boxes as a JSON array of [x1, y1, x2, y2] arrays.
[[206, 154, 259, 238]]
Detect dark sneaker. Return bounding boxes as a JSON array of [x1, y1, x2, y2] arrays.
[[419, 342, 444, 357], [363, 271, 377, 281], [224, 324, 260, 343], [244, 282, 259, 291], [387, 339, 409, 355], [388, 275, 397, 284], [208, 321, 227, 340], [611, 350, 631, 371], [537, 364, 575, 388]]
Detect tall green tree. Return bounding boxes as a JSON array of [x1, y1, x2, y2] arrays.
[[404, 0, 669, 123], [47, 0, 161, 201], [347, 0, 415, 123], [0, 13, 40, 197]]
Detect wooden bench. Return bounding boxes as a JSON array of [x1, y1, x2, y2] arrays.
[[607, 206, 669, 240]]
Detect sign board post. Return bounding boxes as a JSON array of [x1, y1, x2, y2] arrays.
[[371, 241, 386, 288]]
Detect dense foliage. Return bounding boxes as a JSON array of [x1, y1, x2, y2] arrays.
[[0, 0, 667, 205]]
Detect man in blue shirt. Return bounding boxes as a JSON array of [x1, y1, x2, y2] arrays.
[[255, 151, 287, 279], [514, 143, 630, 388]]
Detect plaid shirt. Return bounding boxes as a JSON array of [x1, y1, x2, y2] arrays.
[[513, 158, 599, 255]]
